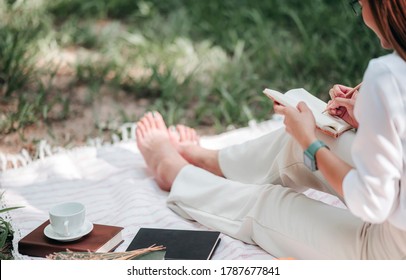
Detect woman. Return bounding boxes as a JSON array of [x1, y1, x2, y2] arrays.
[[135, 0, 405, 259]]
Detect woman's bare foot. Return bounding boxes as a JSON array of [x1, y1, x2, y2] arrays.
[[136, 112, 188, 191], [168, 124, 199, 148], [170, 125, 223, 177]]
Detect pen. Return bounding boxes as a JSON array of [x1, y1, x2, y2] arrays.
[[322, 82, 362, 114]]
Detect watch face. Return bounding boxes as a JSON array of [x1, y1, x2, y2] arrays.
[[303, 153, 316, 171]]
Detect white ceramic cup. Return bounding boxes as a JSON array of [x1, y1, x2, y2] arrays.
[[49, 202, 86, 237]]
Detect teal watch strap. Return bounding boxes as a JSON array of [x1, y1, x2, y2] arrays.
[[303, 140, 329, 171]]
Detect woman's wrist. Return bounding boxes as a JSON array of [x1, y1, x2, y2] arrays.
[[301, 136, 318, 150]]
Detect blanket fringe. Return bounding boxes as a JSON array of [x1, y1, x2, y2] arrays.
[[0, 123, 138, 172], [0, 118, 278, 172]]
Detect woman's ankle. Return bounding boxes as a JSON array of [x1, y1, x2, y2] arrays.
[[155, 157, 188, 191], [179, 145, 223, 177]]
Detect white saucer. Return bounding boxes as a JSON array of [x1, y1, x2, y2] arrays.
[[44, 221, 94, 242]]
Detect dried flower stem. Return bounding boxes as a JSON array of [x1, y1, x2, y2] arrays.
[[46, 245, 165, 260]]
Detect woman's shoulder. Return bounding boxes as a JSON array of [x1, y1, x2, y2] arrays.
[[361, 52, 405, 112], [364, 52, 406, 86], [367, 52, 406, 74]]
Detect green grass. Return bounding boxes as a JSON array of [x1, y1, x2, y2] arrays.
[[0, 0, 387, 136], [0, 192, 24, 260]]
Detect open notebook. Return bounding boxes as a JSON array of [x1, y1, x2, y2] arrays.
[[263, 88, 354, 138]]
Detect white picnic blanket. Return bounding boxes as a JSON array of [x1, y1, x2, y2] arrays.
[[0, 119, 345, 260]]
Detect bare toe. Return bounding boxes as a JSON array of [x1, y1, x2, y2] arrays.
[[152, 112, 168, 130], [185, 127, 198, 144], [189, 127, 200, 144], [168, 125, 180, 143], [176, 125, 199, 145], [176, 125, 187, 142], [136, 122, 144, 140], [145, 112, 157, 129]]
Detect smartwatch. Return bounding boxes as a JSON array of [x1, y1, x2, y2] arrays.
[[303, 140, 329, 171]]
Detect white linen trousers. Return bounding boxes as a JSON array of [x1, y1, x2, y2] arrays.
[[167, 128, 406, 259]]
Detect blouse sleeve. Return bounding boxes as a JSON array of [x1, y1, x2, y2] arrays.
[[342, 59, 403, 223]]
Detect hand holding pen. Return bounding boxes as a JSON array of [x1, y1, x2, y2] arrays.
[[322, 82, 362, 128]]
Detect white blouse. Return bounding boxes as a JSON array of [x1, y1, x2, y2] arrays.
[[343, 52, 406, 230]]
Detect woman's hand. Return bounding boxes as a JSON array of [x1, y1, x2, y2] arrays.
[[274, 102, 317, 149], [326, 84, 359, 128]]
